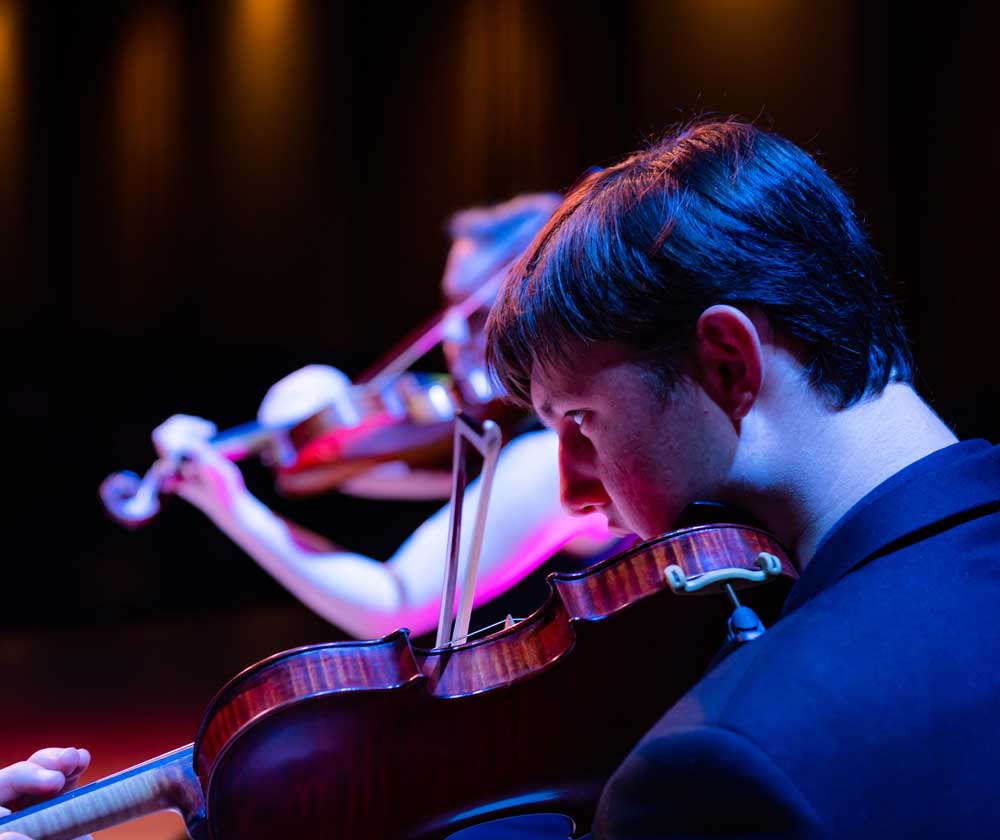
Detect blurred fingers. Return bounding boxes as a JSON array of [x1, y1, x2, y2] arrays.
[[0, 761, 65, 805], [26, 747, 89, 782]]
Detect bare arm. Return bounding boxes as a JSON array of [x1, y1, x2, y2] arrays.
[[157, 421, 613, 639]]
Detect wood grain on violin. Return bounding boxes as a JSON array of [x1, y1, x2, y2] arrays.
[[0, 524, 795, 840]]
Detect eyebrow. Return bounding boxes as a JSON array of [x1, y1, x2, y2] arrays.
[[534, 401, 557, 430], [534, 379, 579, 424], [532, 372, 579, 425]]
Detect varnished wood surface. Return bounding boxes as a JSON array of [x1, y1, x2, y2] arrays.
[[556, 525, 795, 618], [196, 633, 427, 774], [193, 525, 796, 839], [1, 527, 794, 839]]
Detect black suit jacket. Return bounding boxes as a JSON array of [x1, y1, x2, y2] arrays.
[[594, 440, 1000, 838]]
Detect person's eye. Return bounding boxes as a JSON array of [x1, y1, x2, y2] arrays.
[[566, 410, 588, 428]]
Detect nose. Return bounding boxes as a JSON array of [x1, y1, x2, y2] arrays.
[[558, 426, 611, 517]]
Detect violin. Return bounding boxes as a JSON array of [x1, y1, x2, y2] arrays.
[[0, 522, 797, 839], [99, 273, 523, 527]]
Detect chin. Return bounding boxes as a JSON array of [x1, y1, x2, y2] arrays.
[[608, 525, 636, 539]]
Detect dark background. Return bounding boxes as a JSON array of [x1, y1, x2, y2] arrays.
[[0, 4, 998, 831], [5, 0, 999, 633]]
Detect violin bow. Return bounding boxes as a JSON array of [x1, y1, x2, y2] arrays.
[[434, 412, 503, 648], [357, 218, 538, 392]]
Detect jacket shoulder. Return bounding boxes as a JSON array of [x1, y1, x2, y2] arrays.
[[597, 723, 827, 839]]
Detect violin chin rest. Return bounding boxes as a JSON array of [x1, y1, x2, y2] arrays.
[[664, 552, 785, 596]]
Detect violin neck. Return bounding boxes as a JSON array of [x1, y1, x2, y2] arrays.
[[210, 420, 274, 462], [0, 744, 205, 840]]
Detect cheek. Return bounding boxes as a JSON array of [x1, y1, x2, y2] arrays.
[[597, 402, 716, 534], [602, 436, 682, 532]]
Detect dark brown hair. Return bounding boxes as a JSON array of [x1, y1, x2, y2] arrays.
[[487, 118, 913, 410]]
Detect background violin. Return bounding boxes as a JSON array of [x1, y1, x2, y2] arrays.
[[0, 522, 797, 840], [99, 274, 526, 527]]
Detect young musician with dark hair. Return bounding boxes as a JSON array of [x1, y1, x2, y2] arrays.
[[10, 119, 995, 838], [481, 117, 998, 837]]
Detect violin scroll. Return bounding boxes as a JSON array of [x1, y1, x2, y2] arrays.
[[99, 463, 173, 528], [99, 419, 274, 529]]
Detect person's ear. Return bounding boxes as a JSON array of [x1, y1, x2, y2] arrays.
[[692, 305, 764, 421]]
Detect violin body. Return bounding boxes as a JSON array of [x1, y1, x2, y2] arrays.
[[101, 273, 525, 521], [273, 372, 524, 498], [100, 369, 524, 525], [198, 525, 794, 839], [2, 524, 795, 839]]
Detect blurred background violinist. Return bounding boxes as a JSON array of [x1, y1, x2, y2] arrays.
[[137, 192, 619, 641], [0, 193, 621, 840], [0, 191, 622, 840]]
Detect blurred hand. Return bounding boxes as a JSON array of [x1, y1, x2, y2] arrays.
[[257, 364, 352, 428], [0, 746, 92, 840], [153, 415, 248, 519], [152, 414, 218, 461]]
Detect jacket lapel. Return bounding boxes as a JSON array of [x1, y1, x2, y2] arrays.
[[781, 440, 999, 616]]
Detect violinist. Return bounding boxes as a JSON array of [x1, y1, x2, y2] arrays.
[[149, 192, 617, 640], [476, 117, 1000, 837]]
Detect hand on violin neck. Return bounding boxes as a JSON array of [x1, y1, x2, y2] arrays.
[[167, 444, 249, 520], [152, 415, 249, 518], [0, 747, 92, 840], [152, 414, 218, 461]]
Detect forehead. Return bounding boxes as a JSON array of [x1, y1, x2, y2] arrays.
[[529, 341, 641, 419]]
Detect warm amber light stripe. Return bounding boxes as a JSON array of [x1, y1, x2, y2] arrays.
[[240, 0, 293, 56], [455, 0, 552, 189], [230, 0, 297, 123], [0, 0, 21, 193], [226, 0, 305, 154], [113, 5, 182, 210]]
